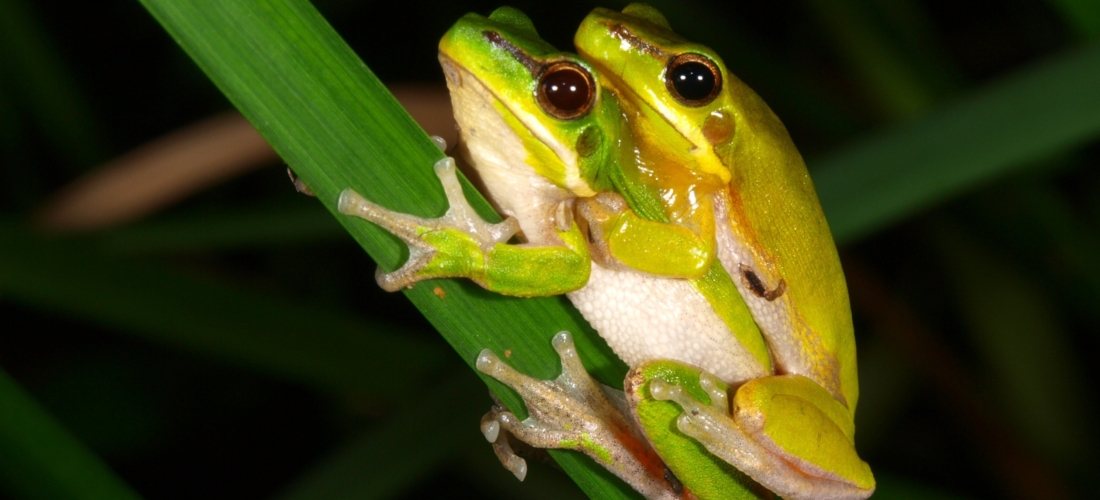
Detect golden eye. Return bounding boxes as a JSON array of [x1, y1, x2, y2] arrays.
[[666, 53, 722, 107], [536, 62, 595, 120]]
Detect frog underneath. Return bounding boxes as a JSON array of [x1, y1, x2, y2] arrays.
[[338, 5, 873, 500]]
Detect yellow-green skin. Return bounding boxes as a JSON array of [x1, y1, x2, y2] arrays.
[[437, 9, 772, 498], [627, 360, 767, 500], [352, 5, 871, 499], [431, 7, 733, 295], [435, 6, 772, 379], [418, 8, 620, 296], [439, 9, 781, 382], [439, 9, 618, 197], [436, 7, 754, 301], [575, 4, 873, 497]]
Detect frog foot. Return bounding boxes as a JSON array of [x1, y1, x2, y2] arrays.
[[337, 156, 520, 291], [476, 332, 681, 500], [650, 376, 873, 500]]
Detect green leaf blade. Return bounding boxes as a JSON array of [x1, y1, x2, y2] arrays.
[[136, 0, 634, 497], [816, 43, 1100, 244], [0, 366, 142, 500], [0, 221, 445, 398]]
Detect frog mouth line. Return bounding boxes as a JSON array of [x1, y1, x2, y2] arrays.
[[436, 52, 524, 125], [575, 48, 732, 185], [437, 52, 587, 195]]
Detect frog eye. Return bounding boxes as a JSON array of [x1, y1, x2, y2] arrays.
[[536, 62, 595, 120], [665, 53, 722, 107]]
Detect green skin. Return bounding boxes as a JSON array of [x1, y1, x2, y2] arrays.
[[337, 8, 613, 298], [340, 5, 872, 500], [575, 4, 873, 499], [430, 8, 771, 369], [348, 5, 749, 301], [409, 6, 746, 298]]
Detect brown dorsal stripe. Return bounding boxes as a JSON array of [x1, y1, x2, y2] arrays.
[[606, 22, 667, 59], [483, 31, 540, 77]]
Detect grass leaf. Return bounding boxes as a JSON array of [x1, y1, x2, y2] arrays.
[[816, 43, 1100, 244], [275, 370, 485, 500], [1048, 0, 1100, 39], [0, 221, 446, 398], [0, 365, 141, 500], [0, 0, 102, 166], [135, 0, 634, 497]]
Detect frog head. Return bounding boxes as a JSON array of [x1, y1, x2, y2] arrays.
[[573, 4, 742, 186], [439, 7, 620, 205], [577, 5, 859, 411]]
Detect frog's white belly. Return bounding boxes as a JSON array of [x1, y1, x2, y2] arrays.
[[567, 264, 767, 385], [442, 57, 763, 385]]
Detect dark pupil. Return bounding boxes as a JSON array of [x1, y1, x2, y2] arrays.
[[671, 61, 715, 101], [541, 68, 589, 112]]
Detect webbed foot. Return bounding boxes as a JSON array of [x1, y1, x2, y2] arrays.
[[476, 332, 680, 500], [338, 155, 520, 291], [650, 373, 874, 500]]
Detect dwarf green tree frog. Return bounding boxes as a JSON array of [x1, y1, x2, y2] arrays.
[[338, 5, 873, 500]]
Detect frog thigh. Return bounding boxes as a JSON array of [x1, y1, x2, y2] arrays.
[[648, 368, 875, 500], [626, 360, 768, 500], [734, 375, 874, 492]]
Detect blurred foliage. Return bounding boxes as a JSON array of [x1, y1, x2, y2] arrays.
[[0, 0, 1098, 499]]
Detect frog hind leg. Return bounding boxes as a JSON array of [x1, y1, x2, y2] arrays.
[[476, 332, 681, 500], [650, 373, 874, 500], [338, 156, 520, 291]]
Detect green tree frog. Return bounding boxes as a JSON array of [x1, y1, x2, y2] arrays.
[[569, 4, 874, 498], [338, 9, 611, 297], [337, 5, 873, 500]]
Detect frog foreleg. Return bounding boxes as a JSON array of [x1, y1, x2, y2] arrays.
[[338, 156, 520, 291]]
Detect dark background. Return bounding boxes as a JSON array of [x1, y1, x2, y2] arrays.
[[1, 0, 1098, 498]]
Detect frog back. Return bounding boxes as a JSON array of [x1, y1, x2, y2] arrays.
[[713, 72, 859, 411]]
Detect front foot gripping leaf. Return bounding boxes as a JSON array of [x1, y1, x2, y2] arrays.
[[338, 156, 520, 291]]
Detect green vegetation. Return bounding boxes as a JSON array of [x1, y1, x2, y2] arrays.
[[0, 0, 1097, 498]]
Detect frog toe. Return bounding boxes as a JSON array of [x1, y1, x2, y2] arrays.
[[338, 157, 517, 250], [433, 157, 520, 248], [429, 135, 447, 152], [651, 376, 874, 500], [480, 415, 500, 442], [337, 187, 430, 242], [481, 410, 529, 481], [373, 250, 434, 291], [477, 335, 681, 499]]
